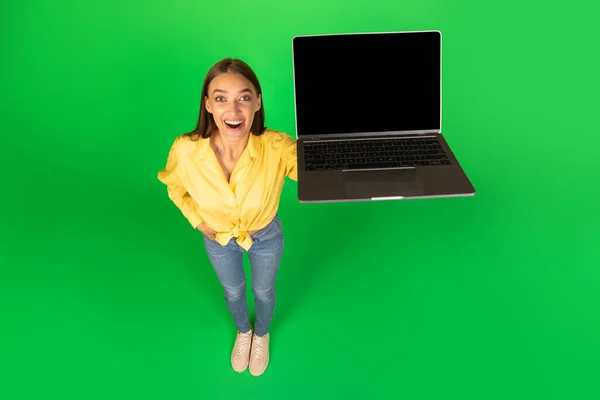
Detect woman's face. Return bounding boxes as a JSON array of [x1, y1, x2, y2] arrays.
[[204, 72, 262, 143]]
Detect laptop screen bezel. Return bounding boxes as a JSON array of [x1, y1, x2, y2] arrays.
[[291, 30, 443, 140]]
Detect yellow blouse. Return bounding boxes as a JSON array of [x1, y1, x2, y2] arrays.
[[157, 129, 297, 250]]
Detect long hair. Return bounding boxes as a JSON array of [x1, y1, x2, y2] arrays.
[[184, 58, 266, 140]]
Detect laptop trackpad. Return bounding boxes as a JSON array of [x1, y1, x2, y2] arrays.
[[343, 169, 425, 198]]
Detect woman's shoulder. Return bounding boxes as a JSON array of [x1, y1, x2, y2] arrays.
[[170, 133, 206, 153], [259, 128, 296, 147]]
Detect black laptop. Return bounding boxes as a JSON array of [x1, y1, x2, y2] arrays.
[[292, 30, 476, 202]]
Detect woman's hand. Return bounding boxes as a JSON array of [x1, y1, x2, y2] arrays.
[[196, 222, 217, 240]]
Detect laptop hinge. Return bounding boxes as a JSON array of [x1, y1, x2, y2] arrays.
[[301, 132, 437, 141]]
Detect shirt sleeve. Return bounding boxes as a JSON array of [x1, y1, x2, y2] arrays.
[[281, 134, 298, 181], [157, 138, 204, 229]]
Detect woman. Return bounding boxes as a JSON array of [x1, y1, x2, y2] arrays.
[[157, 58, 297, 376]]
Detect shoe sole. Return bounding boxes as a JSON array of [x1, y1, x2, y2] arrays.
[[249, 359, 269, 376]]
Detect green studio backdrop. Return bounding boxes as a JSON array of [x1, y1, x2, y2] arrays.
[[1, 1, 599, 399]]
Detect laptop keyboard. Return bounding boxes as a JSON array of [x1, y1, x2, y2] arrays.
[[303, 137, 451, 171]]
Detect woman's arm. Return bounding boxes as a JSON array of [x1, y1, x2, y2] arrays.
[[157, 138, 204, 228], [281, 134, 298, 181]]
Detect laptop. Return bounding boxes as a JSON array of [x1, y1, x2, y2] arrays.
[[291, 30, 476, 203]]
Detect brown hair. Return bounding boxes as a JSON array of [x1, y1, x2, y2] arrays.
[[184, 58, 266, 140]]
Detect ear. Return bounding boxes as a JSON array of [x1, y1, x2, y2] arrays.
[[256, 94, 262, 111], [204, 96, 212, 113]]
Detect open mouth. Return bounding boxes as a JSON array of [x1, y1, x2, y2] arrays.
[[224, 120, 244, 131]]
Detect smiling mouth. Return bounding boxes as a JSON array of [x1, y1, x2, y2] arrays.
[[224, 120, 244, 130]]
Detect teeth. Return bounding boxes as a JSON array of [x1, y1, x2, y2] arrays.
[[225, 120, 243, 124]]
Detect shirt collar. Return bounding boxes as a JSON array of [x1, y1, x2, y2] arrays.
[[246, 132, 261, 159]]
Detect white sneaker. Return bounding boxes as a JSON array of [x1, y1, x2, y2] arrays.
[[249, 333, 269, 376], [231, 330, 252, 372]]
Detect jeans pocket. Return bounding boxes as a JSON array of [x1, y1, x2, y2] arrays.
[[203, 233, 220, 247], [252, 215, 282, 244]]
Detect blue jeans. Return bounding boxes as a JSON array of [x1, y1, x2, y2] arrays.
[[203, 215, 284, 337]]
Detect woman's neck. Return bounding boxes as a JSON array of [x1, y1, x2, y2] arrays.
[[211, 132, 249, 160]]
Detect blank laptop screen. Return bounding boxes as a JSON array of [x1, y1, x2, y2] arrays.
[[292, 31, 441, 137]]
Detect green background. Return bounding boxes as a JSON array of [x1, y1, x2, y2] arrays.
[[1, 0, 599, 399]]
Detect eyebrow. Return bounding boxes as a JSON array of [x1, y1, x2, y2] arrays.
[[212, 88, 252, 95]]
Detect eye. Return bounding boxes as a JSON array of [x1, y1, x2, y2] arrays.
[[215, 96, 226, 102], [240, 95, 251, 101]]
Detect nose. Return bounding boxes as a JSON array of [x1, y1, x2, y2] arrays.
[[227, 100, 241, 113]]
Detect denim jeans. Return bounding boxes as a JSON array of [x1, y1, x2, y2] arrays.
[[203, 215, 284, 337]]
